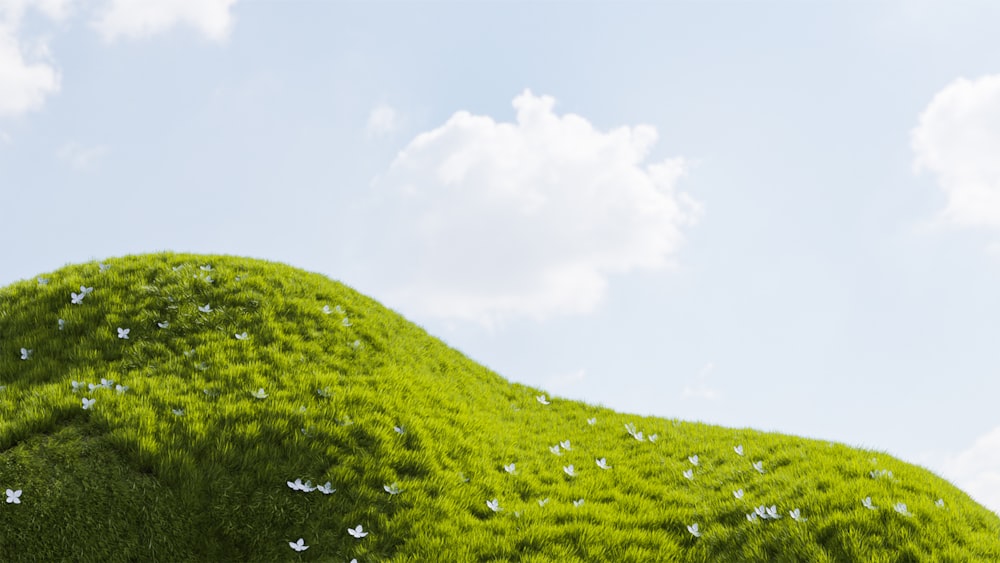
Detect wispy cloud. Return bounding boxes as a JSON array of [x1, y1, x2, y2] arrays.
[[940, 426, 1000, 515], [91, 0, 239, 43], [912, 74, 1000, 232], [58, 142, 108, 170], [359, 89, 701, 326], [0, 5, 61, 118], [366, 103, 397, 138], [681, 361, 719, 401]]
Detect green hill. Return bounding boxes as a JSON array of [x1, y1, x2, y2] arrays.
[[1, 253, 998, 562]]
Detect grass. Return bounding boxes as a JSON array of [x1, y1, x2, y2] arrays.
[[1, 252, 998, 562]]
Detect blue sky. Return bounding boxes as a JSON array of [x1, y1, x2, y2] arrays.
[[1, 0, 999, 514]]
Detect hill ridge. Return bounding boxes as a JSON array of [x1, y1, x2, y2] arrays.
[[1, 252, 998, 562]]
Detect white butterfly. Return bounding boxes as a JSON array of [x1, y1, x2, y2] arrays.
[[203, 275, 214, 284], [689, 455, 699, 466], [317, 482, 335, 495], [342, 317, 351, 327], [198, 304, 212, 313], [200, 265, 213, 271], [765, 505, 781, 519], [536, 395, 550, 405], [82, 398, 95, 410], [235, 332, 248, 340], [115, 384, 128, 394], [158, 321, 169, 329], [81, 286, 93, 295], [573, 498, 584, 507], [595, 458, 610, 470], [734, 445, 744, 456], [870, 469, 893, 479], [300, 480, 317, 493], [316, 387, 332, 398], [789, 508, 806, 522], [503, 463, 516, 474], [71, 292, 84, 304], [37, 277, 49, 285], [549, 445, 561, 456], [322, 305, 332, 314], [893, 502, 912, 516], [733, 489, 744, 500], [563, 465, 576, 477], [936, 498, 945, 508], [559, 440, 571, 451], [624, 423, 637, 436], [538, 498, 549, 507], [20, 348, 31, 360], [393, 425, 405, 434], [287, 479, 306, 491], [687, 523, 701, 537], [648, 434, 659, 443], [57, 318, 65, 330], [5, 489, 21, 504], [486, 499, 501, 512], [384, 482, 401, 495], [99, 263, 110, 272], [587, 417, 597, 425], [347, 524, 367, 537], [752, 461, 765, 474], [71, 380, 82, 392], [754, 505, 769, 519], [746, 513, 758, 522], [172, 409, 184, 416], [251, 388, 268, 399], [335, 305, 345, 314], [288, 538, 308, 552], [117, 328, 130, 339], [351, 340, 361, 349], [101, 378, 114, 388], [862, 496, 877, 510], [683, 469, 695, 481]]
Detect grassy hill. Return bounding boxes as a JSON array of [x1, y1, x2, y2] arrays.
[[1, 252, 998, 562]]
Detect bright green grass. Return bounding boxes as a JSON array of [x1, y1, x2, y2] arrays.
[[1, 252, 998, 562]]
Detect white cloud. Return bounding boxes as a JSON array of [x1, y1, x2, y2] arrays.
[[366, 103, 397, 138], [0, 4, 61, 118], [361, 89, 701, 325], [92, 0, 239, 43], [681, 361, 719, 401], [940, 426, 1000, 515], [58, 141, 108, 169], [913, 74, 1000, 230]]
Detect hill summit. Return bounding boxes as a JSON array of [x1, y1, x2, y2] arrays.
[[1, 253, 998, 562]]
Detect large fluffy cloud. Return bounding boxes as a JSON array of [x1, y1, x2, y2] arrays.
[[913, 74, 1000, 229], [361, 89, 701, 325], [941, 426, 1000, 515], [0, 1, 63, 118], [92, 0, 238, 42]]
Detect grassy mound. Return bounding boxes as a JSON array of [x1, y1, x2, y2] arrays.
[[1, 252, 998, 562]]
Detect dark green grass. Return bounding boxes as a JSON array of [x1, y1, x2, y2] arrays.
[[1, 252, 998, 562]]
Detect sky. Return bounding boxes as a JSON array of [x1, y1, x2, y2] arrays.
[[1, 0, 998, 515]]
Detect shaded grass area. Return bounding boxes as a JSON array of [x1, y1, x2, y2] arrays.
[[1, 252, 998, 562]]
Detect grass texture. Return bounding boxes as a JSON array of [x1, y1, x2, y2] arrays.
[[1, 252, 998, 562]]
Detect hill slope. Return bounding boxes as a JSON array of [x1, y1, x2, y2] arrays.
[[1, 253, 998, 562]]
